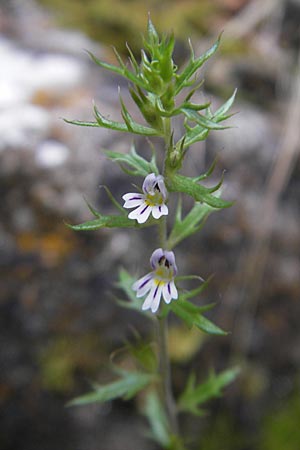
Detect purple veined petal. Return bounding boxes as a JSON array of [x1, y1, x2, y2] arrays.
[[156, 175, 168, 200], [128, 202, 151, 223], [142, 283, 157, 311], [162, 282, 172, 304], [150, 248, 164, 269], [151, 204, 168, 219], [135, 204, 152, 224], [122, 193, 144, 201], [123, 196, 145, 209], [151, 205, 163, 220], [159, 204, 168, 215], [164, 250, 177, 275], [136, 275, 154, 298], [169, 280, 178, 299], [142, 173, 156, 194], [132, 272, 153, 292], [150, 282, 164, 313]]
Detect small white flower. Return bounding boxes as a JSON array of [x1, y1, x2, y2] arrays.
[[132, 248, 178, 313], [122, 173, 168, 224]]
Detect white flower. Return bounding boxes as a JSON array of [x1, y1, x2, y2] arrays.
[[132, 248, 178, 313], [122, 173, 168, 224]]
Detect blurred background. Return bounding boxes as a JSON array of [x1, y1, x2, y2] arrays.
[[0, 0, 299, 449]]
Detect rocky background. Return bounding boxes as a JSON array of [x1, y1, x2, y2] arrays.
[[0, 1, 300, 449]]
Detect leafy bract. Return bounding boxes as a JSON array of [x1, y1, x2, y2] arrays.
[[167, 173, 232, 209], [167, 199, 217, 249], [171, 298, 226, 336], [66, 214, 143, 231], [175, 36, 221, 94], [143, 391, 171, 447], [105, 144, 158, 177], [68, 368, 155, 406], [178, 368, 240, 415]]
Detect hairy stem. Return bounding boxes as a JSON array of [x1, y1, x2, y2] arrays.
[[155, 117, 179, 437]]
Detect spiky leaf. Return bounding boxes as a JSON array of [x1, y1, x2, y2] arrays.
[[178, 368, 240, 415]]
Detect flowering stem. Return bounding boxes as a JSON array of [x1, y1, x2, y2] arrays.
[[156, 315, 179, 436], [154, 116, 179, 437]]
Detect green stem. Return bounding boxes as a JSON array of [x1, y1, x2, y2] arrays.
[[155, 116, 179, 438], [156, 315, 179, 436]]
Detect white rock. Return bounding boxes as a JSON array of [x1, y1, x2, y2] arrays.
[[0, 104, 50, 150], [35, 140, 70, 168]]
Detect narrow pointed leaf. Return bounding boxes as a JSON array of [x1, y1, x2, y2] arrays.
[[93, 104, 160, 136], [214, 88, 237, 120], [181, 108, 229, 130], [167, 174, 233, 209], [175, 36, 221, 94], [170, 299, 227, 335], [105, 145, 158, 177], [68, 369, 155, 406], [178, 367, 240, 414], [66, 214, 153, 231]]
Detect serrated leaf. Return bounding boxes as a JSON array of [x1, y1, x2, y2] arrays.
[[105, 144, 158, 177], [175, 35, 221, 94], [183, 123, 210, 147], [214, 89, 237, 120], [181, 108, 229, 130], [143, 391, 171, 447], [86, 49, 144, 89], [167, 201, 217, 248], [167, 174, 232, 209], [170, 299, 226, 335], [68, 369, 155, 406], [66, 214, 147, 231], [178, 367, 240, 415], [93, 103, 161, 136], [116, 269, 154, 317]]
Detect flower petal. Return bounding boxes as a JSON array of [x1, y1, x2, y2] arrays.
[[136, 275, 153, 298], [156, 176, 168, 201], [122, 193, 144, 201], [132, 272, 152, 291], [162, 282, 172, 304], [169, 280, 178, 299], [142, 173, 156, 194], [128, 202, 151, 223], [151, 204, 169, 219], [142, 281, 163, 313], [150, 248, 164, 269], [123, 198, 144, 209], [164, 250, 178, 275], [150, 282, 164, 313]]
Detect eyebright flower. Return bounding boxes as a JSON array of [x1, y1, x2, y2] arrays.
[[132, 248, 178, 313], [122, 173, 168, 224]]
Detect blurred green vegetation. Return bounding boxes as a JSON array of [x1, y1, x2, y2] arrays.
[[39, 334, 104, 392], [37, 0, 218, 54], [259, 392, 300, 450]]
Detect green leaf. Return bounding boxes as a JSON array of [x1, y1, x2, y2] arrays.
[[183, 123, 210, 147], [143, 391, 171, 447], [66, 214, 149, 231], [181, 107, 229, 130], [175, 35, 221, 94], [166, 174, 232, 209], [116, 269, 154, 317], [214, 89, 237, 121], [86, 49, 145, 89], [179, 275, 214, 302], [105, 144, 159, 177], [170, 298, 227, 335], [178, 367, 240, 415], [68, 368, 155, 406], [167, 201, 217, 248], [93, 103, 161, 136]]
